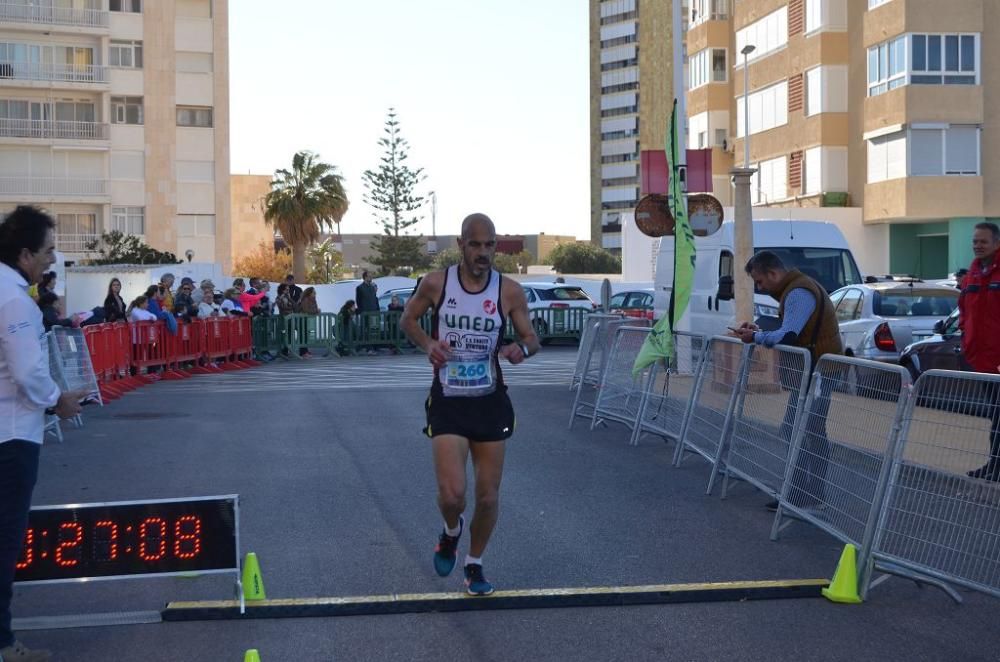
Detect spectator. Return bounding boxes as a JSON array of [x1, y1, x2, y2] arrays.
[[337, 299, 357, 356], [387, 295, 405, 312], [221, 288, 246, 316], [197, 289, 222, 318], [284, 274, 303, 304], [38, 292, 74, 331], [127, 295, 157, 322], [732, 251, 843, 511], [233, 278, 267, 316], [173, 281, 198, 321], [37, 271, 56, 298], [159, 273, 175, 310], [386, 295, 405, 353], [959, 222, 1000, 482], [299, 287, 320, 315], [193, 279, 215, 305], [103, 277, 127, 323], [355, 271, 380, 355], [275, 283, 296, 316], [145, 284, 178, 334]]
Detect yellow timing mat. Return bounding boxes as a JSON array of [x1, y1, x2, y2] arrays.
[[163, 579, 829, 621]]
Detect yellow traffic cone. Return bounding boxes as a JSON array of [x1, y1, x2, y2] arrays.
[[244, 649, 261, 662], [242, 552, 266, 601], [822, 543, 863, 604]]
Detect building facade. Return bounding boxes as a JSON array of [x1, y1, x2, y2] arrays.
[[0, 0, 231, 267], [693, 0, 998, 278], [590, 0, 679, 253]]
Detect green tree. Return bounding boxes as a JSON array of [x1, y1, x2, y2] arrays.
[[263, 150, 349, 282], [306, 238, 345, 283], [549, 243, 622, 274], [433, 247, 461, 270], [85, 231, 180, 265], [362, 108, 426, 237], [368, 235, 431, 276], [494, 250, 535, 274]]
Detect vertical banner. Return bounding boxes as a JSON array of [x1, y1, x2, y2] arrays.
[[634, 99, 696, 375]]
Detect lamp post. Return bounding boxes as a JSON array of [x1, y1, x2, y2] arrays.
[[740, 44, 756, 168], [427, 190, 438, 254], [731, 43, 758, 325]]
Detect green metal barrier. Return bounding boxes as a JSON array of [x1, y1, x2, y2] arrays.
[[505, 307, 592, 344]]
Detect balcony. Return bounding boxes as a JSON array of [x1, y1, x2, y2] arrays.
[[0, 176, 107, 197], [0, 118, 109, 141], [56, 233, 99, 253], [0, 3, 109, 29], [0, 62, 108, 85], [864, 176, 983, 223]]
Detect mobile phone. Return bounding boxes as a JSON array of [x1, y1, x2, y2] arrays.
[[727, 326, 740, 332], [80, 396, 100, 406]]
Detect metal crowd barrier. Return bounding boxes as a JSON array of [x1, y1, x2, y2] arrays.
[[568, 317, 638, 429], [721, 344, 812, 501], [868, 369, 1000, 602], [519, 307, 593, 343], [590, 326, 653, 433], [672, 336, 749, 490], [630, 331, 706, 447], [769, 355, 911, 592], [570, 313, 624, 392]]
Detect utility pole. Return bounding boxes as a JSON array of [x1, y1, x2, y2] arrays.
[[732, 44, 758, 325]]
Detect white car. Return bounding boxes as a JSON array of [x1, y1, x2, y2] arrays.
[[831, 280, 960, 363], [520, 282, 599, 341]]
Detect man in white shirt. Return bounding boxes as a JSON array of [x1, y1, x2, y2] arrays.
[[0, 206, 85, 662]]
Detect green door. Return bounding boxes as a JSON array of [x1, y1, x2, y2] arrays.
[[918, 235, 949, 279]]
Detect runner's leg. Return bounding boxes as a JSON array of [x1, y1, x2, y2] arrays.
[[468, 440, 506, 558], [432, 434, 470, 529]]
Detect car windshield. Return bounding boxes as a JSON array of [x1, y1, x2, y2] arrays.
[[758, 247, 863, 294], [536, 287, 592, 302], [874, 289, 958, 317]]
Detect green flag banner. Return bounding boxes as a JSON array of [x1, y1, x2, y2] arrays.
[[633, 99, 696, 376]]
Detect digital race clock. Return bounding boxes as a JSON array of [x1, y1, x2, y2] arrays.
[[14, 496, 239, 584]]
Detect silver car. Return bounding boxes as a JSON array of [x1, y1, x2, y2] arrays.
[[831, 280, 959, 363]]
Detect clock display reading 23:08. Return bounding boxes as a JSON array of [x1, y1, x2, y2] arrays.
[[14, 497, 238, 583]]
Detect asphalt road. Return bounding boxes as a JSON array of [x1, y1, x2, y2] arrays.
[[10, 347, 1000, 661]]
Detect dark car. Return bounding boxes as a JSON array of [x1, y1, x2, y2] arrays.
[[899, 308, 962, 380]]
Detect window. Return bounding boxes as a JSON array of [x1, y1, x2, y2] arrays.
[[110, 40, 142, 68], [752, 156, 788, 203], [714, 128, 727, 147], [736, 6, 788, 64], [867, 36, 906, 95], [736, 80, 788, 137], [111, 151, 144, 179], [806, 0, 847, 33], [111, 96, 143, 125], [176, 106, 213, 127], [867, 131, 907, 182], [835, 289, 862, 321], [909, 125, 980, 176], [868, 33, 979, 96], [690, 48, 727, 89], [690, 0, 728, 25], [110, 0, 141, 11], [55, 212, 97, 236], [806, 65, 848, 116], [177, 214, 215, 237], [112, 206, 144, 235], [868, 0, 891, 7]]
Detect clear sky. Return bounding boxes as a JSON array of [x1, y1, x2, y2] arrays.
[[229, 1, 591, 241]]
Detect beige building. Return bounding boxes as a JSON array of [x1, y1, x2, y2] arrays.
[[692, 0, 999, 278], [590, 0, 679, 252], [0, 0, 231, 267], [229, 173, 273, 274]]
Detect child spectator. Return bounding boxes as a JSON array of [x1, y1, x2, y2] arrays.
[[38, 292, 74, 331], [221, 288, 246, 316], [127, 295, 157, 322]]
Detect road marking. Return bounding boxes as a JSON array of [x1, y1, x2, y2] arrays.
[[162, 579, 829, 621]]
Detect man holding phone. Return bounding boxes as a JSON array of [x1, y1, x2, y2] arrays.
[[0, 206, 86, 661]]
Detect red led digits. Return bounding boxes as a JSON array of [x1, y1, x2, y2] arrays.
[[15, 528, 34, 570], [55, 523, 83, 567], [138, 517, 167, 561], [93, 520, 119, 561], [174, 515, 202, 559]]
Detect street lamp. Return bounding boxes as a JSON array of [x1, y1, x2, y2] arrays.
[[428, 191, 437, 238], [740, 44, 756, 169]]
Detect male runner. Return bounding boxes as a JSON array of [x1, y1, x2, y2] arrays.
[[400, 213, 539, 595]]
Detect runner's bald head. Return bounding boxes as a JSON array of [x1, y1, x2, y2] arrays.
[[461, 213, 495, 239]]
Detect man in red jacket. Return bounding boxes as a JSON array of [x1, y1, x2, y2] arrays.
[[958, 222, 1000, 481]]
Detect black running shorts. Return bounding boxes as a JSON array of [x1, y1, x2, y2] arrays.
[[424, 386, 516, 442]]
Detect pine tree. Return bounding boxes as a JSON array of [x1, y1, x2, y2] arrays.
[[362, 108, 429, 275]]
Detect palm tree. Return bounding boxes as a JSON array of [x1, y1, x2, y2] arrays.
[[263, 151, 348, 282]]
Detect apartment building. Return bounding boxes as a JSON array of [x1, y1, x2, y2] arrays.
[[0, 0, 232, 268], [693, 0, 998, 278], [590, 0, 678, 253]]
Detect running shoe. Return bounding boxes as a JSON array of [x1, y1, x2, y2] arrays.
[[463, 563, 495, 596], [433, 515, 464, 577]]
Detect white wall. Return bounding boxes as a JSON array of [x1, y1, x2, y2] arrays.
[[620, 212, 660, 282], [64, 262, 226, 316]]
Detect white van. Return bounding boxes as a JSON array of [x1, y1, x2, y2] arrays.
[[655, 219, 863, 338]]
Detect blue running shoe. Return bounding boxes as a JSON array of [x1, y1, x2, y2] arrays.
[[463, 563, 495, 596], [433, 515, 464, 577]]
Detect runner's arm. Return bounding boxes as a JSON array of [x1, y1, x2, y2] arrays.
[[400, 271, 451, 368], [499, 277, 540, 364]]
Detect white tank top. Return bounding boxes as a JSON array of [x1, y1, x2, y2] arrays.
[[433, 265, 505, 397]]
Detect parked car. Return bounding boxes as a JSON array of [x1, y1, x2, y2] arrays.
[[520, 282, 599, 341], [609, 289, 655, 321], [831, 281, 959, 364], [899, 308, 963, 379]]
